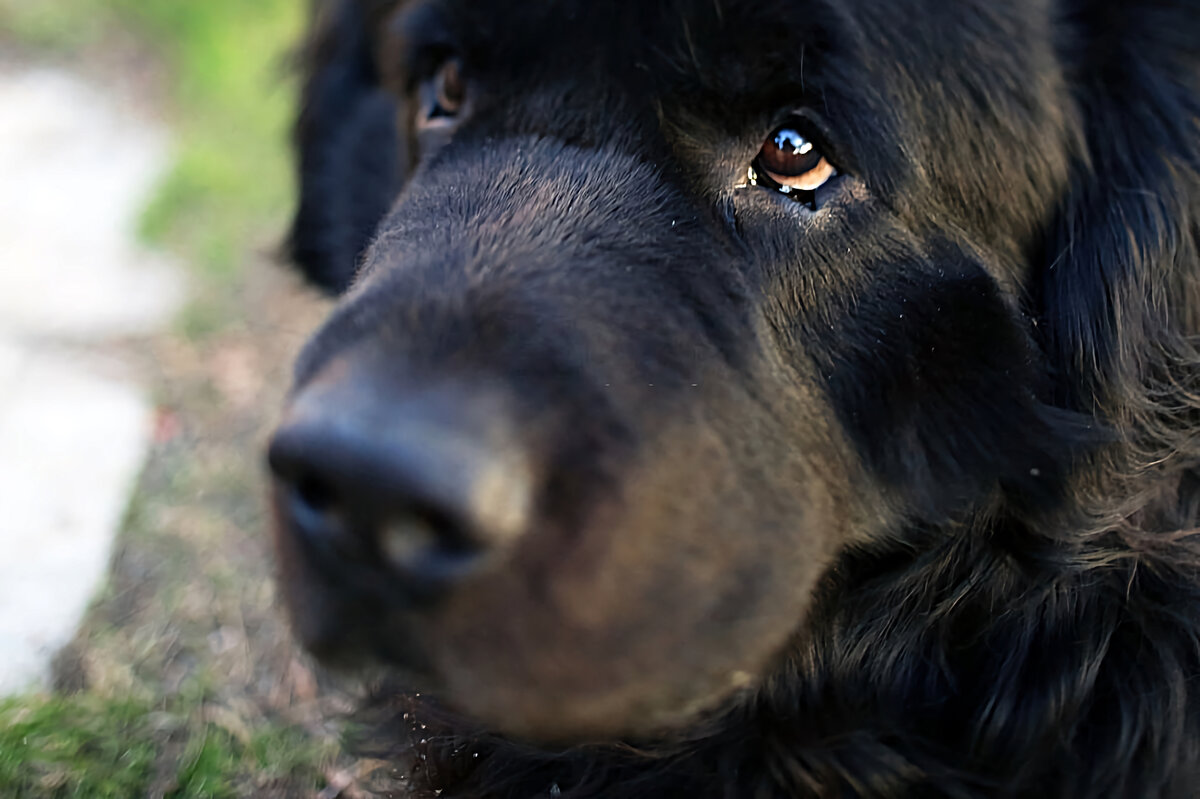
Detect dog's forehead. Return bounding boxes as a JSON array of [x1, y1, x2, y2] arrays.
[[389, 0, 849, 92], [386, 0, 1051, 126]]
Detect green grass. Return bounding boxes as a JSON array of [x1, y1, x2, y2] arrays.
[[0, 695, 156, 798], [0, 695, 331, 798]]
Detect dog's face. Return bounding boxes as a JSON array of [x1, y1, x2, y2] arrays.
[[271, 0, 1083, 740]]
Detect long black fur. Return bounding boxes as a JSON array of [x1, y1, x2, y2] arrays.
[[288, 0, 403, 292], [286, 0, 1200, 796]]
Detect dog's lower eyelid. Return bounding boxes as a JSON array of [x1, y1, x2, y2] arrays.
[[741, 164, 839, 210]]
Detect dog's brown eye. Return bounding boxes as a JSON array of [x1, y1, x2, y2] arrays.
[[749, 125, 836, 195], [435, 59, 465, 116], [422, 58, 465, 120]]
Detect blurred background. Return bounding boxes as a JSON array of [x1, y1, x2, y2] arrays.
[[0, 2, 370, 796]]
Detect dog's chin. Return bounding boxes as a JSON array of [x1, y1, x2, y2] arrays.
[[405, 678, 733, 746], [308, 625, 745, 744], [411, 648, 753, 744]]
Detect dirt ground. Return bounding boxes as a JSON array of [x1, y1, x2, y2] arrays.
[[48, 257, 383, 794]]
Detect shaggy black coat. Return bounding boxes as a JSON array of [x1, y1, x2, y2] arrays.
[[279, 0, 1200, 796]]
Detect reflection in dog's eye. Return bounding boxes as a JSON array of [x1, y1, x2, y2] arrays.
[[747, 121, 837, 207], [763, 127, 823, 179]]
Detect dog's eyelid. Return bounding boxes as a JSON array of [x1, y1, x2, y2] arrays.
[[403, 46, 459, 94], [378, 0, 460, 91]]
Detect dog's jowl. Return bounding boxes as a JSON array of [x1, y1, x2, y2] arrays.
[[269, 1, 1200, 796]]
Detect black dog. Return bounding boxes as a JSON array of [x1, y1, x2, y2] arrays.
[[269, 0, 1200, 795]]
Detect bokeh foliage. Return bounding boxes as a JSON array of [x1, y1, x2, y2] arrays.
[[1, 0, 305, 280]]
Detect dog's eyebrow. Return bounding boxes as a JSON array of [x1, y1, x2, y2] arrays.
[[375, 0, 455, 90], [650, 0, 851, 91]]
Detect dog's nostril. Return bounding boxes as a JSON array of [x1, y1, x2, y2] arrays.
[[296, 472, 336, 515]]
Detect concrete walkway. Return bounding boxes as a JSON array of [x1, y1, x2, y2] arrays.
[[0, 66, 183, 694]]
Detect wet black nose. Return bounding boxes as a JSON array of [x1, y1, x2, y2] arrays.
[[268, 384, 531, 601]]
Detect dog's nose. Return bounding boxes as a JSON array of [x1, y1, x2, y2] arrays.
[[268, 385, 531, 600]]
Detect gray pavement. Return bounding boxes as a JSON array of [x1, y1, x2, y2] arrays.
[[0, 66, 183, 694]]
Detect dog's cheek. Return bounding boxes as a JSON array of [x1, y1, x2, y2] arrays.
[[741, 197, 1055, 519], [811, 256, 1066, 519]]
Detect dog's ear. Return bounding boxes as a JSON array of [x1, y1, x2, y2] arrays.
[[287, 0, 406, 294], [1041, 2, 1200, 448]]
